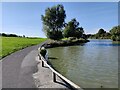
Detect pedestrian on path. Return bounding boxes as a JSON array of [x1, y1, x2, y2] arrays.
[[39, 47, 48, 61]]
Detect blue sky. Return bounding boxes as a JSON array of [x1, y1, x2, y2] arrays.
[[2, 2, 118, 37]]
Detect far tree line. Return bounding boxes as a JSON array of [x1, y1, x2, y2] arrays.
[[0, 33, 26, 38], [41, 4, 120, 41], [88, 25, 120, 41]]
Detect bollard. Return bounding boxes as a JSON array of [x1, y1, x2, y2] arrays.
[[53, 72, 56, 82]]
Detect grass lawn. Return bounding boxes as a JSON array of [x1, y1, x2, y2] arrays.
[[1, 37, 47, 59]]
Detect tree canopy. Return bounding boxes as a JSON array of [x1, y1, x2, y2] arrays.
[[96, 28, 106, 38], [88, 28, 111, 39], [63, 18, 84, 39], [94, 28, 111, 39], [97, 29, 106, 35], [110, 25, 120, 41], [41, 4, 66, 40]]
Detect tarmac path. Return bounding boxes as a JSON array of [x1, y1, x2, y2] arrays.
[[1, 41, 70, 90], [1, 42, 46, 89]]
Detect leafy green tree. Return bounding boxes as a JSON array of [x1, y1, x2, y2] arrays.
[[104, 32, 111, 39], [41, 4, 66, 40], [63, 18, 84, 38], [98, 29, 106, 35], [75, 27, 84, 38], [110, 25, 120, 41], [94, 28, 109, 39], [96, 28, 106, 37]]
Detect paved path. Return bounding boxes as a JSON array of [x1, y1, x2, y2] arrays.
[[2, 43, 43, 88], [0, 41, 69, 88]]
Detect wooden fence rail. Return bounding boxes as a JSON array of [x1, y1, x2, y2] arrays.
[[38, 53, 83, 90]]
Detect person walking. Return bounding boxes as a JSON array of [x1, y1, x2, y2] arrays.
[[39, 47, 48, 61]]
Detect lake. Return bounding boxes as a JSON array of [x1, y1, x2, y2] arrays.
[[47, 39, 119, 88]]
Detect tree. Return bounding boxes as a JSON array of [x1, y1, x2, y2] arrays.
[[75, 27, 84, 38], [104, 32, 111, 37], [63, 18, 84, 38], [2, 33, 7, 37], [110, 25, 120, 41], [98, 28, 106, 35], [95, 28, 107, 39], [23, 35, 25, 38], [41, 4, 66, 40]]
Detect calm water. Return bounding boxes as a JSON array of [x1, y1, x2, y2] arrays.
[[47, 39, 119, 88]]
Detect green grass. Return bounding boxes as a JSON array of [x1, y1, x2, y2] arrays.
[[1, 37, 47, 59], [62, 38, 68, 40]]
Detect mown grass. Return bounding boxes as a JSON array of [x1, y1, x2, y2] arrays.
[[1, 37, 47, 59]]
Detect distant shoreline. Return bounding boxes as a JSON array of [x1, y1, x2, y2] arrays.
[[43, 39, 89, 48]]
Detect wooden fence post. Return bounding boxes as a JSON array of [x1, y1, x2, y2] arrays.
[[53, 72, 56, 82], [42, 60, 44, 67], [38, 54, 41, 60]]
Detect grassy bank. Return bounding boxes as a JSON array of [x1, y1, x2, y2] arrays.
[[1, 37, 47, 58]]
